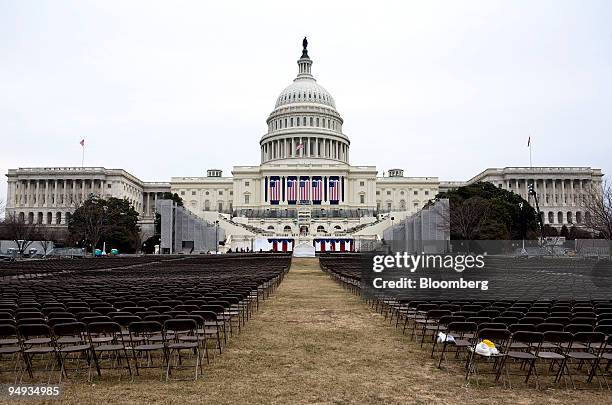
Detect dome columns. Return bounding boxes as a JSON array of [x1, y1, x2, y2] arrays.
[[261, 136, 349, 163]]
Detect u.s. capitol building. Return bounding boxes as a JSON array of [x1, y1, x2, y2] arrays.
[[4, 40, 603, 246]]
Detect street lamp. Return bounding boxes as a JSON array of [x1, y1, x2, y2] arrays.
[[519, 202, 527, 255], [215, 220, 219, 254]]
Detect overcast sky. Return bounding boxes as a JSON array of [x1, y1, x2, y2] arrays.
[[1, 0, 611, 204]]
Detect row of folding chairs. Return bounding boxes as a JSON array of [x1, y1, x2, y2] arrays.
[[1, 320, 210, 382]]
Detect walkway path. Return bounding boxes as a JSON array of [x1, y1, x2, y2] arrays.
[[62, 258, 609, 404]]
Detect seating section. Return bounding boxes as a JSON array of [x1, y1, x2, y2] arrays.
[[0, 254, 290, 382], [321, 255, 612, 389]]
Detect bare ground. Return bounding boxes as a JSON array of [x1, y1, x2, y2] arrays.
[[10, 258, 611, 404]]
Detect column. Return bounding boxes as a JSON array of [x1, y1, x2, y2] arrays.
[[542, 179, 547, 206], [570, 179, 575, 205], [306, 137, 311, 157], [552, 179, 556, 205], [561, 179, 565, 205]]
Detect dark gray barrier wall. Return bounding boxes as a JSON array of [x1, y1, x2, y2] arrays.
[[157, 199, 225, 254], [382, 199, 450, 254]]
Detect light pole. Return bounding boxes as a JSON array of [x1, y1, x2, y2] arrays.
[[215, 220, 219, 254], [519, 202, 527, 255]]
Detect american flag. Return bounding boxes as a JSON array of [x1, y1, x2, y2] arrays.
[[296, 143, 304, 152], [287, 178, 297, 202], [299, 178, 310, 201], [329, 178, 340, 201], [312, 178, 323, 201], [270, 178, 281, 202]]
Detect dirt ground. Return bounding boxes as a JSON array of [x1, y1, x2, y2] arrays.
[[9, 258, 611, 404]]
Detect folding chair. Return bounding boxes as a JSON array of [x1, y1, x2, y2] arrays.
[[87, 322, 132, 380], [465, 328, 510, 386], [164, 319, 203, 381], [0, 324, 23, 383], [437, 321, 476, 369], [128, 321, 167, 380], [17, 323, 57, 382], [561, 331, 608, 389], [53, 322, 98, 382], [496, 331, 543, 388]]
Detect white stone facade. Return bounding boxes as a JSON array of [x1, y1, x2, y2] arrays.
[[440, 167, 604, 227]]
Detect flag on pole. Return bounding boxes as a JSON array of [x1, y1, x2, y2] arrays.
[[80, 139, 85, 147], [527, 136, 530, 147], [296, 143, 304, 152]]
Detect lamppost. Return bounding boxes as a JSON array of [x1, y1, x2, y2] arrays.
[[519, 202, 527, 255], [215, 220, 219, 254]]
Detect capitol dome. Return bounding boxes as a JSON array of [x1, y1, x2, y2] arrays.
[[261, 38, 349, 165], [275, 78, 336, 109]]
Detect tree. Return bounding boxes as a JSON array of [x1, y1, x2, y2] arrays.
[[581, 179, 612, 240], [436, 182, 539, 240], [560, 225, 569, 239], [0, 213, 38, 257], [542, 224, 559, 237], [69, 196, 140, 254], [161, 192, 183, 207]]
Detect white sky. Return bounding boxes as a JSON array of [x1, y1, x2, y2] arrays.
[[1, 0, 611, 204]]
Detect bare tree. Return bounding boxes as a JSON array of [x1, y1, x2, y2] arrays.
[[581, 179, 612, 240], [37, 226, 57, 257], [437, 197, 491, 252], [1, 213, 38, 257], [439, 197, 491, 240]]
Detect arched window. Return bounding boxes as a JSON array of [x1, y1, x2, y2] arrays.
[[334, 225, 342, 230], [585, 211, 591, 223], [576, 211, 582, 224], [283, 225, 292, 233], [567, 211, 573, 224], [27, 212, 34, 224], [399, 200, 406, 210], [267, 225, 275, 230], [56, 212, 62, 225], [548, 212, 554, 224], [18, 212, 25, 222], [47, 212, 52, 225], [310, 117, 313, 126], [204, 200, 210, 211], [557, 212, 563, 224]]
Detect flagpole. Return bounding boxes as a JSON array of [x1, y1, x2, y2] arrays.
[[81, 144, 84, 167]]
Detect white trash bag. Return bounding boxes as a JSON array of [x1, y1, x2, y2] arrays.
[[437, 332, 456, 343]]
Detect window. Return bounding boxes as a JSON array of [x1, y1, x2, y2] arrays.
[[376, 191, 380, 195], [425, 191, 429, 196], [218, 202, 223, 211], [244, 194, 250, 204], [387, 202, 392, 211], [359, 194, 365, 204], [359, 181, 365, 187], [414, 190, 418, 195], [386, 191, 391, 195], [107, 184, 111, 189], [219, 190, 223, 195], [245, 181, 250, 187], [205, 191, 209, 195], [230, 191, 233, 196], [192, 191, 196, 195], [180, 191, 185, 196]]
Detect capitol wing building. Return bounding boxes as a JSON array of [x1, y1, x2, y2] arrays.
[[4, 40, 604, 252]]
